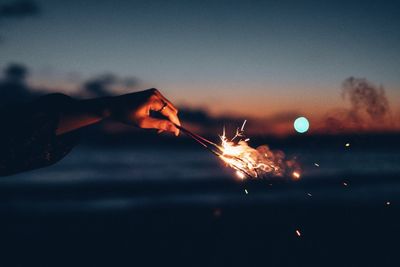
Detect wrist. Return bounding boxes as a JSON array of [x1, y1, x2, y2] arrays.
[[80, 96, 114, 120]]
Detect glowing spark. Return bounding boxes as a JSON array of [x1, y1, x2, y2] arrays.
[[292, 171, 301, 179], [343, 182, 348, 186], [314, 163, 320, 167], [386, 201, 391, 205], [236, 170, 245, 180], [218, 121, 300, 179], [295, 229, 301, 237], [307, 193, 312, 197], [345, 143, 350, 147], [244, 189, 248, 194], [176, 122, 300, 179], [240, 120, 247, 131]]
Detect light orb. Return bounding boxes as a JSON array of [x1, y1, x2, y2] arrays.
[[294, 117, 309, 133]]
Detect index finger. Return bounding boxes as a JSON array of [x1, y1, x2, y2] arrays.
[[153, 90, 178, 114], [149, 98, 181, 134]]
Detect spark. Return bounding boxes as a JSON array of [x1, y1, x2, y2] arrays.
[[240, 120, 247, 131], [314, 163, 320, 167], [307, 193, 312, 197], [292, 171, 301, 180], [343, 182, 348, 186], [236, 170, 245, 180], [386, 201, 391, 206], [178, 121, 300, 180], [244, 189, 248, 194], [345, 143, 350, 147], [295, 229, 301, 237], [217, 121, 301, 179]]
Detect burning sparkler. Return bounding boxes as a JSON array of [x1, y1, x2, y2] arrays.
[[176, 120, 301, 180]]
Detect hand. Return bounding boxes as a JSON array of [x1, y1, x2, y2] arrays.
[[109, 88, 181, 136]]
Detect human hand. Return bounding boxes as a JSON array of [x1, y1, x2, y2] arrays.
[[109, 88, 181, 136]]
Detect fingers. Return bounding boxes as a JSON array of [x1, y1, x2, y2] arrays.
[[152, 89, 179, 114], [128, 88, 180, 136], [161, 105, 181, 127], [138, 117, 179, 136], [148, 93, 181, 135]]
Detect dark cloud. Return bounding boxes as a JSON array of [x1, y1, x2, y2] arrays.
[[322, 77, 392, 133], [179, 107, 217, 127], [0, 1, 40, 18], [83, 73, 139, 97], [4, 63, 28, 82], [342, 77, 390, 121], [83, 74, 118, 97], [0, 63, 42, 106]]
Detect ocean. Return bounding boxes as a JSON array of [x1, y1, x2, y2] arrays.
[[1, 146, 399, 211], [1, 145, 400, 266]]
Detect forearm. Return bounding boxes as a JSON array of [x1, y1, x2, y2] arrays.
[[0, 93, 82, 175], [56, 96, 113, 136], [55, 88, 181, 136]]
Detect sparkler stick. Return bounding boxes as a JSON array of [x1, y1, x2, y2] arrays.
[[174, 124, 222, 156], [176, 125, 220, 148]]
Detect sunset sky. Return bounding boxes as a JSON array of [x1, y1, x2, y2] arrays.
[[1, 0, 399, 121]]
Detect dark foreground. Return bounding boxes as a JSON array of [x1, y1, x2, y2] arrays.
[[0, 175, 399, 267]]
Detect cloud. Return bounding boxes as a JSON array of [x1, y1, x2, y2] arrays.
[[342, 77, 390, 121], [0, 63, 42, 106], [320, 77, 393, 133], [83, 74, 118, 97], [82, 73, 139, 97], [0, 1, 40, 18]]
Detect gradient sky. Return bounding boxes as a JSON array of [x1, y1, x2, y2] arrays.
[[1, 0, 399, 117]]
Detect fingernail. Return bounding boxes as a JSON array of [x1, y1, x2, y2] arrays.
[[157, 129, 164, 134]]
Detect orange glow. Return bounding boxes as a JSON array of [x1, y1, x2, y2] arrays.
[[236, 170, 245, 180], [217, 121, 300, 179], [292, 171, 301, 180]]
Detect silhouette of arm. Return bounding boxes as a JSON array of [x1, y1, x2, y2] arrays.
[[0, 89, 180, 176], [56, 88, 180, 136]]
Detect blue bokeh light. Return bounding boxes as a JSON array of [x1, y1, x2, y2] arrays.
[[294, 117, 309, 133]]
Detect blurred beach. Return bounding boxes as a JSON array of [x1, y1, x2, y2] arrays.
[[1, 137, 400, 266]]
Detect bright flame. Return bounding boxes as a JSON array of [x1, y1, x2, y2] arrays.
[[217, 121, 300, 179]]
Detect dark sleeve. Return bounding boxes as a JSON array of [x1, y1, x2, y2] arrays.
[[0, 93, 80, 176]]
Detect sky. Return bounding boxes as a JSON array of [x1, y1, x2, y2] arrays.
[[1, 0, 400, 119]]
